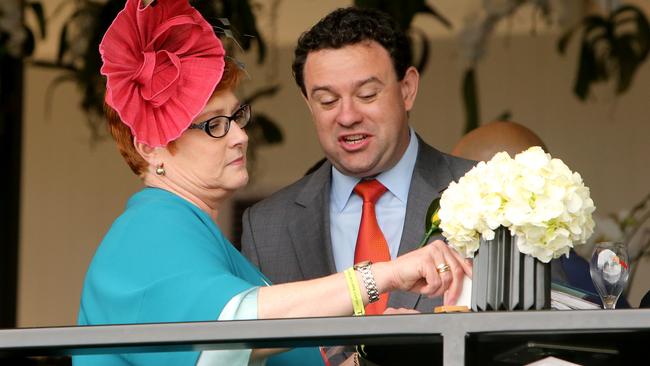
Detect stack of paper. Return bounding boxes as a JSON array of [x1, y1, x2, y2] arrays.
[[550, 283, 600, 310]]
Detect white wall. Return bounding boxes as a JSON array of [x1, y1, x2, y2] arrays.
[[17, 0, 650, 326]]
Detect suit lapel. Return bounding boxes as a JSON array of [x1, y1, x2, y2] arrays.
[[388, 137, 458, 309], [288, 161, 338, 279]]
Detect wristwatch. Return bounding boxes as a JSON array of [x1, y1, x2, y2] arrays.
[[353, 260, 380, 303]]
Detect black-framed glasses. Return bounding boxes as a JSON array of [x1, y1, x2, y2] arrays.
[[188, 104, 251, 138]]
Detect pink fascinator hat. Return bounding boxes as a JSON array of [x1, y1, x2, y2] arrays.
[[99, 0, 225, 147]]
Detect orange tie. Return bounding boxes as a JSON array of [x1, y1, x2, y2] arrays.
[[354, 179, 391, 314]]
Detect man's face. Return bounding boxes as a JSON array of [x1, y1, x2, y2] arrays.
[[302, 41, 419, 178]]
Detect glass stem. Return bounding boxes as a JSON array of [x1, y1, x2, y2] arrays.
[[602, 295, 617, 309]]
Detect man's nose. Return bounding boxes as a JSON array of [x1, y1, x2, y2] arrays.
[[335, 99, 362, 127]]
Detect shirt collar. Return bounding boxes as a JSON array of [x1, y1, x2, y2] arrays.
[[330, 128, 419, 212]]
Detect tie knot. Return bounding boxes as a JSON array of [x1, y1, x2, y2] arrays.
[[354, 179, 387, 203]]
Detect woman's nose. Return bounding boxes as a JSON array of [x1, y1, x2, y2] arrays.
[[227, 121, 249, 146]]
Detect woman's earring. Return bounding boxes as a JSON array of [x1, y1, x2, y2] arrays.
[[155, 163, 166, 176]]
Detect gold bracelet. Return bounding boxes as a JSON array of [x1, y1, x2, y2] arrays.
[[344, 267, 365, 316]]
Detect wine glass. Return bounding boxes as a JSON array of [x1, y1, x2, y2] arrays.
[[589, 241, 630, 309]]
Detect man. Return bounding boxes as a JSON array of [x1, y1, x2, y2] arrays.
[[241, 7, 473, 313]]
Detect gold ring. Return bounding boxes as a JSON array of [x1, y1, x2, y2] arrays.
[[436, 263, 451, 274]]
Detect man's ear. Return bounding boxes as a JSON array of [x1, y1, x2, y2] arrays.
[[400, 66, 419, 111]]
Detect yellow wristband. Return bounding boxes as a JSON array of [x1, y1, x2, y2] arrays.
[[344, 267, 365, 316]]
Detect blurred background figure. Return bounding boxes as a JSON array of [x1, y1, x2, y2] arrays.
[[451, 120, 630, 308], [451, 120, 547, 161]]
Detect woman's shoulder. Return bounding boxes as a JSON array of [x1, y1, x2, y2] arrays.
[[120, 188, 206, 225], [98, 188, 231, 266], [127, 187, 196, 211], [106, 188, 221, 246]]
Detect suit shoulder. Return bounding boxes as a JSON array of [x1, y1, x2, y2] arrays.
[[246, 174, 316, 215], [440, 152, 476, 177], [418, 140, 476, 180]]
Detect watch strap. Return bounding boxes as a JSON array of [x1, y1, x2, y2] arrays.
[[354, 261, 380, 303]]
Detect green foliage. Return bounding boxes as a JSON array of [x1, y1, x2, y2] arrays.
[[354, 0, 451, 31], [26, 2, 46, 38], [0, 1, 46, 58], [462, 68, 480, 134], [242, 85, 284, 151], [190, 0, 266, 64], [354, 0, 451, 74], [425, 197, 441, 233], [419, 196, 441, 247], [558, 5, 650, 100]]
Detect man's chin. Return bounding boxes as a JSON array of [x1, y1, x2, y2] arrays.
[[334, 162, 380, 179]]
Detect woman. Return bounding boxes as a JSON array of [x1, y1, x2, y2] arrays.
[[75, 0, 471, 365]]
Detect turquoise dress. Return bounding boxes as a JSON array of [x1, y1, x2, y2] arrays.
[[74, 188, 323, 366]]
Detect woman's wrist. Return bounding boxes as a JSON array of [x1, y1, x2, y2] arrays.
[[367, 261, 395, 295], [344, 267, 365, 316]]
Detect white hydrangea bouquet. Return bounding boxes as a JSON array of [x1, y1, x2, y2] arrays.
[[439, 146, 596, 263]]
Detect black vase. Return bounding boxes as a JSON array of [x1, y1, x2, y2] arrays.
[[471, 226, 550, 311]]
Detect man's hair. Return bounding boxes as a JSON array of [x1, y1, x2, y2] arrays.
[[292, 7, 412, 96]]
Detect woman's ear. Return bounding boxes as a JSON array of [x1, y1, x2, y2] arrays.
[[400, 66, 419, 112], [133, 138, 161, 168]]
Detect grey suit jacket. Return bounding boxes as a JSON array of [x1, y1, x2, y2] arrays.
[[241, 136, 475, 312]]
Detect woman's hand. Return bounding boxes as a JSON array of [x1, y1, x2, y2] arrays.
[[374, 240, 472, 305]]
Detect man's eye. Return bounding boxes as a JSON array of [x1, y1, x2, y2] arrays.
[[319, 98, 337, 106], [359, 93, 377, 101]]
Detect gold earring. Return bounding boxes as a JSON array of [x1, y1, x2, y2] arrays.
[[155, 163, 165, 176]]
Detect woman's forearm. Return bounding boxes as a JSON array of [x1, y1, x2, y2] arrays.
[[257, 262, 394, 319], [256, 240, 472, 318]]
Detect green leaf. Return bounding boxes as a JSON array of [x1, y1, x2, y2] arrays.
[[242, 85, 283, 145], [26, 2, 47, 38], [249, 114, 283, 145], [355, 0, 453, 30], [627, 8, 650, 59], [57, 22, 69, 65], [462, 68, 480, 133], [557, 26, 577, 54], [613, 35, 640, 94], [243, 85, 280, 105], [425, 197, 441, 233], [355, 0, 420, 30], [409, 27, 430, 73], [420, 3, 452, 29], [581, 15, 609, 37], [353, 0, 452, 74], [573, 41, 596, 100], [418, 196, 441, 248], [21, 26, 35, 56], [613, 5, 650, 57], [221, 0, 267, 64]]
